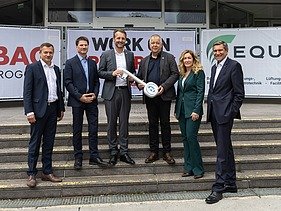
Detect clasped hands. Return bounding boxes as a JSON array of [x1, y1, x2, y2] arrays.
[[80, 93, 96, 103]]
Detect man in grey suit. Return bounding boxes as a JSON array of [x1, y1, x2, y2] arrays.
[[205, 40, 245, 204], [137, 34, 179, 165], [98, 28, 135, 165]]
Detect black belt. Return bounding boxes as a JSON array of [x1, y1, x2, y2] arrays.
[[47, 101, 57, 106], [115, 86, 127, 90]]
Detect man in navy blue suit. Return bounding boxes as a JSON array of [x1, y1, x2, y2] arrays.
[[23, 42, 65, 188], [205, 40, 245, 204], [64, 36, 108, 170]]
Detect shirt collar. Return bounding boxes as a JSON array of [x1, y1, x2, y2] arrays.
[[114, 48, 124, 55], [40, 59, 54, 68], [216, 56, 227, 68], [77, 54, 87, 61]]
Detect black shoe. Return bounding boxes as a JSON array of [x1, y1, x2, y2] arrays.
[[89, 157, 109, 168], [108, 154, 118, 166], [223, 185, 238, 193], [182, 172, 194, 177], [145, 152, 159, 163], [120, 153, 135, 165], [205, 191, 223, 204], [194, 174, 204, 179], [74, 158, 82, 170]]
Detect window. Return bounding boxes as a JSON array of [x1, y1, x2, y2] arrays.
[[48, 0, 92, 23], [165, 0, 206, 24], [96, 0, 161, 18]]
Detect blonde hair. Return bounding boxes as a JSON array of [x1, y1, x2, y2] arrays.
[[178, 50, 203, 77]]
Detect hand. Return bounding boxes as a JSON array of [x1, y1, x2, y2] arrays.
[[157, 85, 164, 95], [27, 114, 36, 124], [112, 69, 123, 77], [80, 93, 94, 103], [57, 111, 64, 121], [191, 112, 199, 121], [137, 83, 145, 90]]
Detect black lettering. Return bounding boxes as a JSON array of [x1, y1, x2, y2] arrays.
[[269, 45, 281, 58], [132, 38, 143, 51], [234, 46, 245, 58], [162, 38, 170, 51], [15, 70, 23, 79], [0, 70, 3, 78], [5, 70, 13, 79], [250, 46, 264, 58], [124, 38, 131, 51], [91, 37, 109, 51]]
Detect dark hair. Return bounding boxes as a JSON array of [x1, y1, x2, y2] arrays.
[[113, 28, 127, 38], [75, 36, 89, 46], [39, 42, 54, 51], [213, 40, 228, 51]]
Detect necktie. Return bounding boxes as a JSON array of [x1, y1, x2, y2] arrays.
[[82, 58, 89, 91]]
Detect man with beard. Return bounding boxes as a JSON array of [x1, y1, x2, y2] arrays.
[[98, 28, 136, 165]]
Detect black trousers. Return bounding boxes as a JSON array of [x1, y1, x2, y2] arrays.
[[27, 102, 57, 176], [145, 96, 172, 154], [210, 108, 236, 192], [72, 103, 99, 159]]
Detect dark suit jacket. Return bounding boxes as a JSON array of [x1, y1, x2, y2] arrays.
[[175, 70, 205, 119], [207, 57, 245, 124], [23, 61, 65, 118], [98, 49, 135, 100], [64, 55, 100, 107], [137, 51, 179, 101]]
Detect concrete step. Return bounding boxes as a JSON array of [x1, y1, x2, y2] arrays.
[[1, 119, 281, 135], [1, 127, 281, 148], [0, 140, 280, 163], [1, 154, 281, 180], [0, 169, 281, 199]]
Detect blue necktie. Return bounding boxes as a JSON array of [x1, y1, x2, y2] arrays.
[[82, 58, 89, 92]]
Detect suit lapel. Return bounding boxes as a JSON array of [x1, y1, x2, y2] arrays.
[[159, 52, 165, 75], [110, 50, 117, 69], [75, 55, 87, 81], [37, 61, 48, 86], [214, 58, 229, 89]]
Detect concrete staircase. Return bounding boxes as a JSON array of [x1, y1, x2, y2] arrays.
[[0, 118, 281, 199]]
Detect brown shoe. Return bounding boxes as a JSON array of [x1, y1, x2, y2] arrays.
[[27, 175, 37, 188], [41, 173, 62, 182], [163, 152, 175, 165], [145, 152, 159, 163]]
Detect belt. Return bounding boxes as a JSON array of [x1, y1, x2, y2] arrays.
[[115, 86, 127, 90], [47, 100, 57, 106]]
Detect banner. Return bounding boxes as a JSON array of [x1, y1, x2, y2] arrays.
[[0, 27, 60, 100], [67, 29, 196, 95], [201, 28, 281, 97]]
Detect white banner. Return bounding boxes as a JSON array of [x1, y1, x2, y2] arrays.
[[0, 27, 60, 100], [67, 29, 196, 95], [201, 28, 281, 97]]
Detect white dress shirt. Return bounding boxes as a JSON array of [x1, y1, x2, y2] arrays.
[[115, 49, 127, 87], [213, 56, 227, 88], [40, 59, 58, 102]]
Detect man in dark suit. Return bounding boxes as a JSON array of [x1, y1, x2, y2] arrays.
[[64, 36, 107, 170], [137, 34, 179, 165], [23, 42, 65, 188], [205, 40, 245, 204], [98, 28, 135, 165]]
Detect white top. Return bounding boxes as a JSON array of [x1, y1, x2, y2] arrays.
[[115, 49, 127, 87]]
